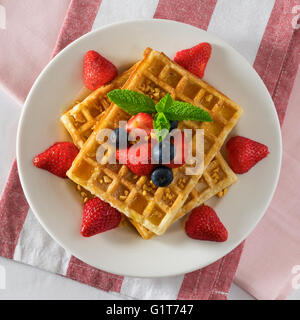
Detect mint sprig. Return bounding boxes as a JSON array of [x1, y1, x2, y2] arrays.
[[155, 93, 173, 113], [107, 89, 155, 115], [153, 112, 170, 141], [164, 101, 212, 122], [107, 89, 213, 141]]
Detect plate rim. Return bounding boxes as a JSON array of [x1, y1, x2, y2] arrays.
[[16, 19, 282, 278]]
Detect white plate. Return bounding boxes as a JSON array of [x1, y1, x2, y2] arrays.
[[17, 20, 282, 278]]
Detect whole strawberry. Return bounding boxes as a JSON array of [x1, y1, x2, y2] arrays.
[[226, 136, 269, 174], [185, 205, 228, 242], [81, 198, 122, 237], [83, 50, 118, 90], [33, 142, 78, 178], [174, 42, 212, 78]]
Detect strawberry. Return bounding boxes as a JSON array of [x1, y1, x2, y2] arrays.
[[115, 147, 129, 163], [166, 130, 187, 168], [126, 113, 154, 140], [115, 143, 154, 175], [226, 136, 269, 174], [127, 142, 155, 176], [83, 50, 118, 90], [185, 205, 228, 242], [174, 42, 212, 78], [33, 142, 78, 178], [81, 198, 122, 237]]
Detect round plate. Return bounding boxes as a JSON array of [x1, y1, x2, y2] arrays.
[[17, 20, 282, 278]]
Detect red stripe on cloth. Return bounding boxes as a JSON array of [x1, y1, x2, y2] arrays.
[[177, 260, 221, 300], [154, 0, 217, 30], [52, 0, 102, 57], [0, 160, 29, 258], [272, 27, 300, 125], [66, 256, 124, 293], [253, 0, 298, 124], [208, 242, 245, 300], [177, 243, 244, 300]]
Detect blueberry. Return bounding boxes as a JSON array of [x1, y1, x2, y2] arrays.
[[151, 166, 173, 187], [152, 140, 176, 164], [169, 120, 178, 132], [109, 128, 128, 149]]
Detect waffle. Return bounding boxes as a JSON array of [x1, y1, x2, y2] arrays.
[[62, 65, 237, 239], [60, 64, 139, 149], [130, 152, 237, 239], [67, 48, 243, 235]]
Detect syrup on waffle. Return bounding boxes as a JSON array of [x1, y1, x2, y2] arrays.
[[62, 66, 237, 239], [67, 48, 242, 235]]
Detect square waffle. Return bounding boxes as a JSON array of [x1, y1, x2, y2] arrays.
[[62, 66, 237, 239], [67, 48, 242, 235]]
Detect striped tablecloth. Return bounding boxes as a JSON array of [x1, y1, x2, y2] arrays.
[[0, 0, 299, 300]]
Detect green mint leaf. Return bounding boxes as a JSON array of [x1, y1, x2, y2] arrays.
[[165, 101, 213, 122], [107, 89, 156, 115], [153, 112, 170, 142], [155, 93, 173, 113]]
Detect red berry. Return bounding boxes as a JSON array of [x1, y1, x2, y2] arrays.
[[185, 205, 228, 242], [166, 131, 187, 169], [83, 50, 118, 90], [174, 42, 212, 78], [81, 198, 122, 237], [226, 136, 269, 174], [126, 113, 154, 140], [115, 147, 129, 163], [127, 143, 155, 176], [33, 142, 78, 178]]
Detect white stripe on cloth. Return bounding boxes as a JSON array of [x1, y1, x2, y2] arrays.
[[207, 0, 275, 64], [13, 209, 71, 275], [120, 275, 185, 300], [93, 0, 159, 29]]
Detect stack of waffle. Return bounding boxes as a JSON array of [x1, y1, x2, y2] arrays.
[[62, 48, 242, 239]]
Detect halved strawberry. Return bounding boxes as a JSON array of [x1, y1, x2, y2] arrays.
[[127, 142, 155, 176], [83, 50, 118, 90], [33, 142, 78, 178], [174, 42, 212, 78], [81, 198, 122, 237], [185, 205, 228, 242], [226, 136, 269, 174]]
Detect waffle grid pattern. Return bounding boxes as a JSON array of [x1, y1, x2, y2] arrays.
[[131, 152, 237, 239], [67, 48, 242, 235], [62, 66, 236, 239], [60, 65, 137, 148]]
